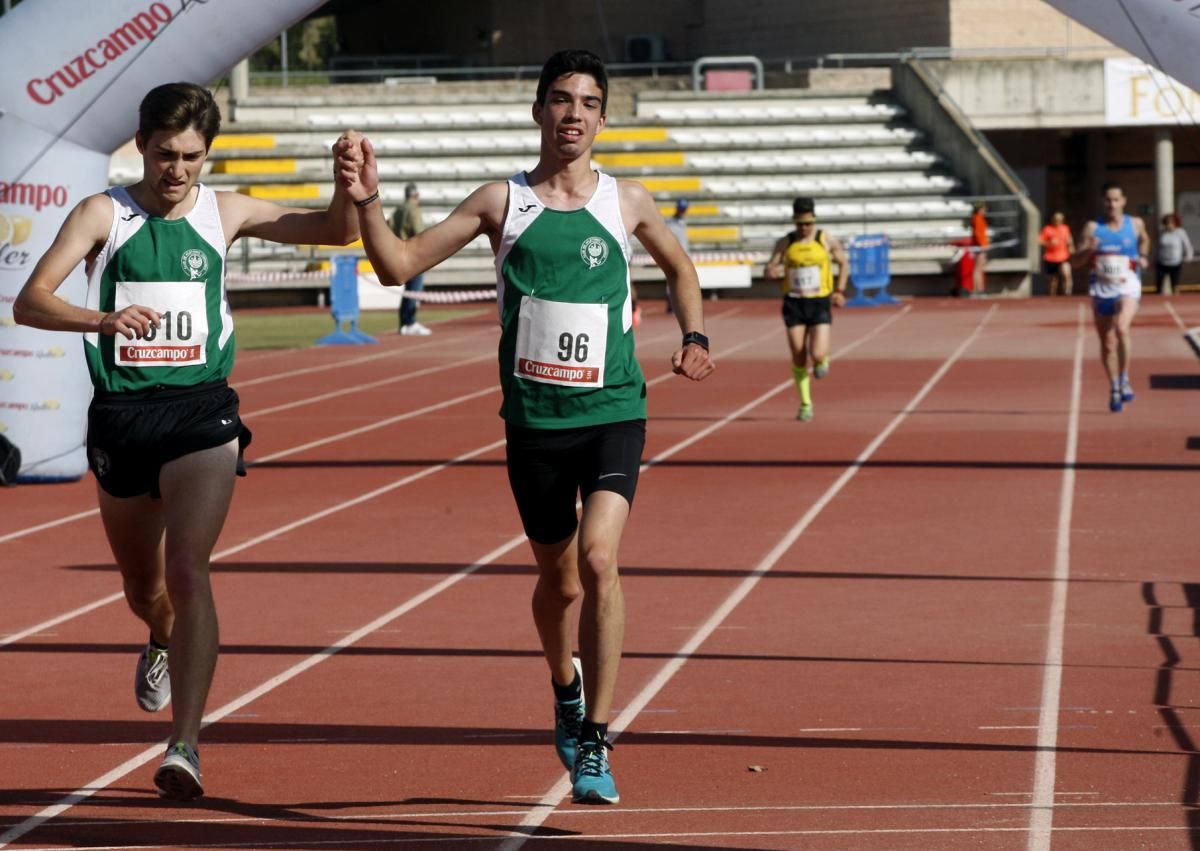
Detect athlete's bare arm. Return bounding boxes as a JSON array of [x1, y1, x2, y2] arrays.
[[828, 234, 849, 303], [216, 132, 362, 248], [618, 179, 714, 381], [765, 235, 789, 280], [1074, 220, 1099, 261], [1133, 216, 1151, 268], [337, 136, 507, 284], [14, 193, 160, 339]]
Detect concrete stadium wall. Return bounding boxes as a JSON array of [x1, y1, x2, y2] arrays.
[[893, 59, 1040, 294], [924, 59, 1106, 129]]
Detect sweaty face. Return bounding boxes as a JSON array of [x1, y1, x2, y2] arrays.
[[535, 72, 606, 157], [138, 127, 208, 205]]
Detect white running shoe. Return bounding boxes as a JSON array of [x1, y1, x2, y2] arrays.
[[154, 741, 203, 801], [135, 644, 171, 712], [400, 322, 432, 336]]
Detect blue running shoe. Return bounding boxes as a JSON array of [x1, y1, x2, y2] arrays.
[[554, 658, 585, 770], [572, 739, 619, 804], [1121, 381, 1135, 403], [1109, 388, 1123, 413]]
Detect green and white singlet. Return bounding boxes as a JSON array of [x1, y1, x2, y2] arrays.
[[495, 171, 646, 429], [83, 184, 234, 393]]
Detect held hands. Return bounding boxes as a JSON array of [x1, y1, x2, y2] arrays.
[[672, 343, 715, 381], [332, 130, 377, 203], [100, 305, 160, 340]]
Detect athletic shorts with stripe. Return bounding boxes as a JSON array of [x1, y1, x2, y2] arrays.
[[505, 419, 646, 545], [86, 380, 252, 499]]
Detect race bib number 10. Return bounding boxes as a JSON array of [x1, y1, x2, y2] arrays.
[[114, 280, 208, 367], [515, 295, 607, 387]]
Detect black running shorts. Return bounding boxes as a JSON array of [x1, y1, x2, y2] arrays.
[[86, 380, 252, 499], [782, 295, 833, 327], [505, 419, 646, 545]]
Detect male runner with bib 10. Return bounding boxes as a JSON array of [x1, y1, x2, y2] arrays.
[[336, 49, 715, 804], [15, 83, 363, 800]]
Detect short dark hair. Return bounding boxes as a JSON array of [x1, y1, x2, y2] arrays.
[[138, 82, 221, 149], [536, 49, 608, 115], [1101, 180, 1123, 196], [792, 197, 815, 217]]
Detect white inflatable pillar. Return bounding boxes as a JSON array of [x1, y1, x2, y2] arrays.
[[0, 0, 326, 481]]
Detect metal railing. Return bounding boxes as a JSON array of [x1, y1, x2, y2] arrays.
[[246, 44, 1132, 89]]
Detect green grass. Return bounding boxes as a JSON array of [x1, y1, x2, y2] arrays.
[[232, 306, 486, 350]]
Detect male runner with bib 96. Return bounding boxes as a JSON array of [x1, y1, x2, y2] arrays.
[[15, 83, 363, 800], [1078, 181, 1150, 412], [335, 49, 715, 804]]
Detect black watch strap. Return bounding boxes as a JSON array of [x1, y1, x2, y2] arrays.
[[681, 330, 709, 351]]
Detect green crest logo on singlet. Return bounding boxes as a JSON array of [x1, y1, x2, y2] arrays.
[[580, 236, 609, 269], [181, 249, 208, 280]]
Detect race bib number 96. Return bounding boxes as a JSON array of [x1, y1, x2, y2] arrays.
[[114, 280, 208, 367], [515, 295, 607, 387]]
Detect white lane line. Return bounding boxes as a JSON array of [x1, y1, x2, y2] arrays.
[[19, 825, 1200, 851], [1027, 303, 1085, 851], [1163, 298, 1188, 332], [0, 509, 103, 547], [0, 316, 755, 643], [0, 312, 808, 848], [0, 318, 702, 546], [498, 305, 991, 849], [11, 798, 1186, 836]]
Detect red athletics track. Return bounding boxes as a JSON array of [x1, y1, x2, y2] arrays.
[[1, 296, 1199, 850]]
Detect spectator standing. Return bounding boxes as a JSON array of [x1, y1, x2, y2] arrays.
[[663, 198, 690, 314], [391, 182, 430, 335], [970, 200, 989, 295], [1039, 211, 1075, 296], [1157, 213, 1194, 295]]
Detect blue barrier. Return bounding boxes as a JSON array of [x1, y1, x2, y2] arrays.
[[846, 235, 899, 307], [316, 255, 377, 345]]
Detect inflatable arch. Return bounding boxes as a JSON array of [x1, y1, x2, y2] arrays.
[[0, 0, 325, 482]]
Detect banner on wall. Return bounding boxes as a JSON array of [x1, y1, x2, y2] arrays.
[[0, 0, 325, 482], [1104, 58, 1200, 126], [1046, 0, 1200, 94]]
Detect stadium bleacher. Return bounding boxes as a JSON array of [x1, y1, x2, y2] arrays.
[[110, 83, 1018, 297]]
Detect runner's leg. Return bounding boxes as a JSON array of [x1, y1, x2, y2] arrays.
[[574, 490, 631, 724], [157, 438, 238, 748], [100, 488, 170, 645], [530, 531, 582, 689]]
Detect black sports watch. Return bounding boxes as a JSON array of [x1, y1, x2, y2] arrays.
[[681, 330, 709, 351]]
